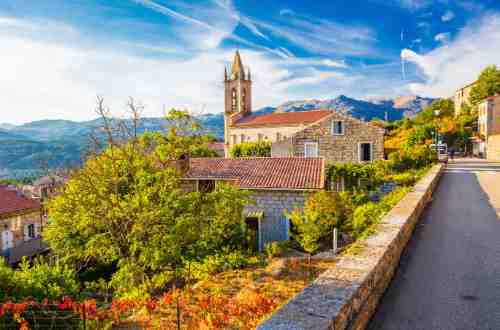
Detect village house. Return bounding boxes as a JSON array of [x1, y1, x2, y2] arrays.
[[477, 94, 500, 160], [182, 157, 325, 251], [454, 80, 477, 116], [0, 185, 47, 264], [223, 51, 385, 163], [22, 174, 66, 201]]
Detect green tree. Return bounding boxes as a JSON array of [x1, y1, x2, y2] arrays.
[[44, 99, 249, 297], [470, 65, 500, 106], [229, 141, 271, 157], [288, 191, 346, 255]]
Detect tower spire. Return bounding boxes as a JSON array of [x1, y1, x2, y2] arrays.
[[231, 50, 244, 80]]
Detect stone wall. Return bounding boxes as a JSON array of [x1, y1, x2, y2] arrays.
[[245, 190, 310, 250], [291, 113, 385, 164], [1, 210, 43, 251], [258, 164, 443, 330]]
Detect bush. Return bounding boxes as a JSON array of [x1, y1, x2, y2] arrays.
[[388, 145, 437, 172], [390, 172, 418, 186], [229, 141, 271, 157], [188, 249, 248, 280], [351, 187, 410, 237], [0, 258, 80, 301]]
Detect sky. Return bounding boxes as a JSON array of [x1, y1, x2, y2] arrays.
[[1, 0, 500, 124]]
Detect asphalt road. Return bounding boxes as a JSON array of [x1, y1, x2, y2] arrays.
[[368, 159, 500, 330]]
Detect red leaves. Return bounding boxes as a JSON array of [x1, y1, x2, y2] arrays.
[[0, 288, 278, 329]]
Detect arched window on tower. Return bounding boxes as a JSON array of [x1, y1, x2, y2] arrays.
[[231, 88, 237, 112], [242, 89, 246, 112]]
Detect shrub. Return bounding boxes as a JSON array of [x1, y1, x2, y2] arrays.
[[229, 141, 271, 157], [188, 249, 248, 280], [0, 258, 80, 301], [288, 191, 347, 255], [388, 145, 437, 172], [390, 172, 418, 186], [351, 187, 411, 237]]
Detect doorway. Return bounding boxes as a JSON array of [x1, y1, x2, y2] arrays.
[[245, 217, 260, 252], [1, 230, 14, 251]]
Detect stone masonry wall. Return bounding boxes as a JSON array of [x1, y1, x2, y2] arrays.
[[292, 113, 385, 164], [245, 190, 310, 250], [258, 164, 443, 330], [1, 210, 43, 251]]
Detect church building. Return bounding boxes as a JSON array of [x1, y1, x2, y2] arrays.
[[223, 51, 385, 163]]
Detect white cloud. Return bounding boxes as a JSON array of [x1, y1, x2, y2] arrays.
[[401, 13, 500, 97], [251, 13, 378, 57], [0, 16, 350, 124], [397, 0, 430, 10], [434, 32, 450, 43], [133, 0, 239, 50], [441, 10, 455, 22]]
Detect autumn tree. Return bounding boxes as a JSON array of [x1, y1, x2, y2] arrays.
[[470, 65, 500, 106], [44, 98, 249, 297]]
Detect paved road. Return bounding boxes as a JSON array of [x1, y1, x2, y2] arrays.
[[368, 159, 500, 330]]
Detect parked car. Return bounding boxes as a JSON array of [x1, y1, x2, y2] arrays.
[[430, 143, 448, 163]]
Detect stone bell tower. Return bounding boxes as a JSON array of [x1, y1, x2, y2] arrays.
[[223, 50, 252, 156]]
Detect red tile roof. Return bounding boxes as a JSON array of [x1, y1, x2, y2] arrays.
[[185, 157, 325, 190], [0, 186, 40, 216], [231, 110, 333, 127]]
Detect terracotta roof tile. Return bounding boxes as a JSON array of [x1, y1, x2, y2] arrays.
[[231, 110, 333, 127], [0, 186, 40, 216], [185, 157, 325, 190]]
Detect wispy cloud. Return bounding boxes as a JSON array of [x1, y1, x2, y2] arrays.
[[249, 12, 378, 57], [132, 0, 239, 50], [401, 13, 500, 97], [434, 32, 450, 43], [441, 10, 455, 22]]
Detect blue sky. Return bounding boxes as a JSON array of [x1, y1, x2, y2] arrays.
[[1, 0, 500, 124]]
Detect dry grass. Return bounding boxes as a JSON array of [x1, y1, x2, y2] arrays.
[[129, 256, 336, 329]]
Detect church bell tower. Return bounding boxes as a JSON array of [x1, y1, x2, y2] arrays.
[[224, 50, 252, 116], [223, 51, 252, 156]]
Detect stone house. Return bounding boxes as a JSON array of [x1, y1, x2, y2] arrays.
[[454, 80, 477, 116], [182, 157, 325, 251], [0, 186, 47, 264], [477, 94, 500, 160], [223, 51, 385, 163]]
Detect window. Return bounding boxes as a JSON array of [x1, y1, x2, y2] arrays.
[[24, 224, 36, 241], [242, 89, 246, 112], [258, 133, 263, 141], [231, 88, 237, 112], [359, 143, 372, 162], [276, 132, 281, 142], [241, 134, 246, 142], [332, 120, 344, 135], [304, 142, 319, 157], [231, 135, 237, 145]]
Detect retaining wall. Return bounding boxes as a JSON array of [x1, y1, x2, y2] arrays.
[[258, 164, 443, 330]]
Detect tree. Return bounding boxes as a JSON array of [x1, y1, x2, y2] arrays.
[[229, 141, 271, 157], [470, 65, 500, 106], [44, 98, 249, 297], [288, 191, 345, 255]]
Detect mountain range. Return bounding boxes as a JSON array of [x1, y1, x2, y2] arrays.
[[0, 95, 434, 178]]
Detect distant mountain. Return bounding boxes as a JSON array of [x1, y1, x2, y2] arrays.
[[276, 95, 435, 121], [0, 123, 16, 130], [0, 95, 435, 178]]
